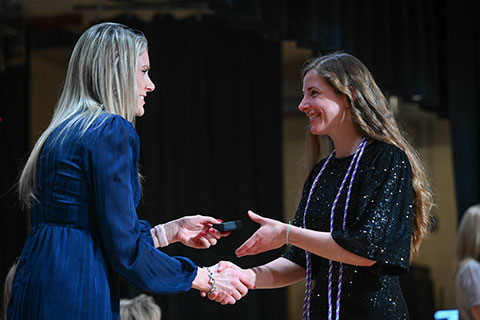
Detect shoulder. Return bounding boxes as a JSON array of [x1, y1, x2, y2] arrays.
[[94, 113, 136, 135], [457, 259, 480, 293], [363, 140, 411, 171], [84, 113, 139, 153], [458, 259, 480, 276], [89, 113, 137, 140]]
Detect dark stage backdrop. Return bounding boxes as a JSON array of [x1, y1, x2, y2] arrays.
[[115, 15, 286, 320], [445, 0, 480, 221], [0, 64, 29, 300], [196, 0, 480, 222]]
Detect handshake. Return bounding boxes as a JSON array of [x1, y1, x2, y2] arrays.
[[152, 210, 289, 305], [195, 261, 255, 305]]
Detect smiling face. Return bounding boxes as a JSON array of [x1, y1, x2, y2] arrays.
[[298, 69, 350, 138], [136, 51, 155, 117]]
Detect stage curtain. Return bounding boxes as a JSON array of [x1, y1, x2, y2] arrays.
[[114, 15, 286, 320]]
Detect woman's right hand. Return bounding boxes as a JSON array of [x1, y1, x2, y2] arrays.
[[201, 261, 256, 304], [235, 210, 287, 257]]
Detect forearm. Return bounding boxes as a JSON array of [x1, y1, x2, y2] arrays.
[[288, 225, 375, 266], [248, 257, 305, 289]]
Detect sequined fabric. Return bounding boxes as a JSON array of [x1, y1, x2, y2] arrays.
[[283, 140, 413, 320]]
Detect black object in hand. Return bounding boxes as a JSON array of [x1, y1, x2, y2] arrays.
[[213, 220, 243, 232]]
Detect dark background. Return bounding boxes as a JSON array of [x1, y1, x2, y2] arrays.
[[1, 0, 478, 319]]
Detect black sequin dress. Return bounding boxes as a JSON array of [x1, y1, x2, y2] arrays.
[[283, 140, 413, 320]]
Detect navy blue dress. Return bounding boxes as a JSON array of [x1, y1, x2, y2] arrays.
[[8, 114, 197, 319]]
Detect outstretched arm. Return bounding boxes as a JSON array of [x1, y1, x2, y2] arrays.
[[227, 257, 305, 289], [203, 258, 305, 304], [235, 210, 375, 266]]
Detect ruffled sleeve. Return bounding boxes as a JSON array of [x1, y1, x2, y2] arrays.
[[87, 115, 197, 294], [331, 145, 414, 274]]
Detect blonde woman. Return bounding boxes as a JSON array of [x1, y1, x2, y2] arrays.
[[456, 204, 480, 320], [7, 22, 253, 319], [209, 52, 433, 320]]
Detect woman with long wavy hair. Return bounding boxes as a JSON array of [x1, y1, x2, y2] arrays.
[[210, 52, 433, 320]]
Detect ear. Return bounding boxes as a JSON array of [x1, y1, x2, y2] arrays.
[[348, 85, 357, 106]]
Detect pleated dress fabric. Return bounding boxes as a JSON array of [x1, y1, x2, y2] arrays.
[[8, 114, 197, 319], [283, 140, 414, 320]]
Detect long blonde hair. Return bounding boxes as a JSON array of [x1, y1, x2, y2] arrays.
[[302, 52, 433, 257], [18, 22, 147, 207], [3, 260, 18, 319], [455, 204, 480, 272]]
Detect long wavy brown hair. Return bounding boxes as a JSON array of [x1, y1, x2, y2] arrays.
[[301, 52, 433, 257]]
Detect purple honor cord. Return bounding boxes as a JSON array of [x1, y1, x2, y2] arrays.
[[302, 137, 368, 320]]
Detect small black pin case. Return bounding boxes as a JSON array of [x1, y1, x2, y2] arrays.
[[213, 220, 243, 232]]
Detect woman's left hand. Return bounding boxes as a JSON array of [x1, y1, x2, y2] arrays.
[[166, 215, 229, 249], [235, 210, 287, 257]]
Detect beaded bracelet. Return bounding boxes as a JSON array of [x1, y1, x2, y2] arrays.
[[203, 267, 216, 296], [286, 221, 292, 246]]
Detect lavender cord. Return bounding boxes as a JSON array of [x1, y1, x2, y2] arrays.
[[302, 138, 367, 320], [327, 139, 365, 320], [302, 151, 335, 320], [334, 139, 367, 320]]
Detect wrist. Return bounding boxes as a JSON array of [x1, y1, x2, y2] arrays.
[[285, 221, 291, 246], [163, 220, 179, 245], [192, 267, 214, 293], [246, 268, 257, 288], [151, 224, 169, 248]]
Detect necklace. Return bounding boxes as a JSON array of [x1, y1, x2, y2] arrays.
[[302, 137, 368, 320]]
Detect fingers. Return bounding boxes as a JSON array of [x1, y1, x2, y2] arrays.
[[195, 228, 223, 248], [216, 261, 235, 273], [247, 210, 263, 224], [205, 290, 236, 305], [204, 233, 217, 246], [198, 215, 222, 226], [207, 227, 224, 240], [194, 214, 227, 228], [238, 272, 255, 290], [215, 287, 245, 303], [235, 235, 257, 257], [201, 228, 223, 247], [235, 282, 248, 297], [195, 232, 212, 248], [234, 210, 263, 257], [220, 293, 236, 305], [219, 231, 231, 238]]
